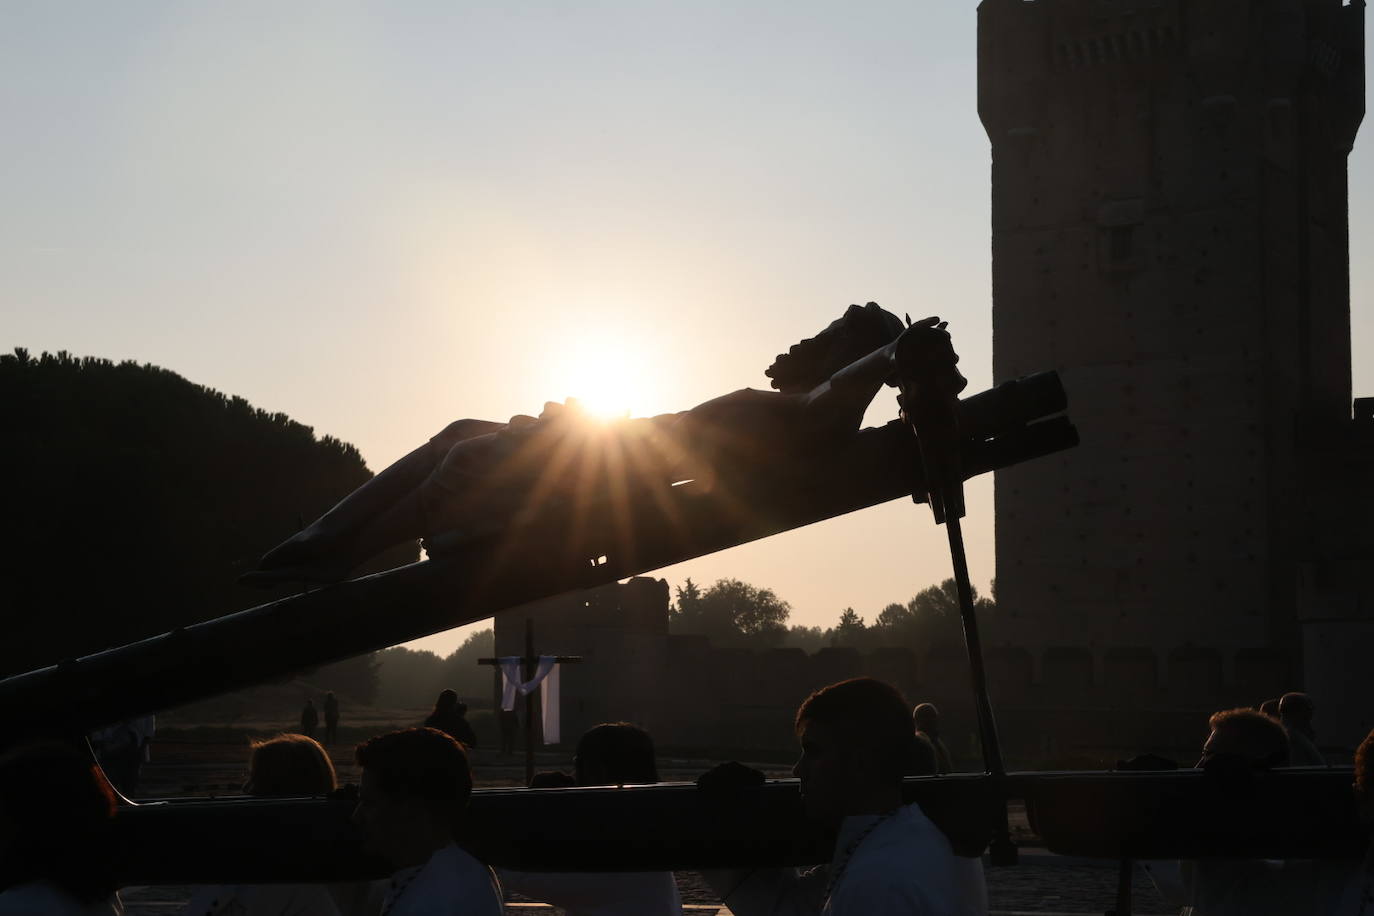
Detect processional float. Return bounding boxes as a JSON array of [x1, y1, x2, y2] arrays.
[[0, 308, 1360, 900]]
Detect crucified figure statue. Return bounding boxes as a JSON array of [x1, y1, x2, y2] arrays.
[[241, 303, 956, 587]]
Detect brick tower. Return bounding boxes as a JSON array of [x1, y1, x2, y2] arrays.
[[978, 0, 1369, 741]]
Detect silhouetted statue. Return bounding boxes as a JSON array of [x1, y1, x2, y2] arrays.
[[425, 689, 478, 749], [241, 304, 922, 586]]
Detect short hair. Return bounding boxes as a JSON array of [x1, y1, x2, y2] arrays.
[[1278, 692, 1314, 721], [796, 677, 917, 781], [1207, 708, 1290, 767], [0, 742, 118, 903], [245, 734, 336, 797], [1258, 698, 1280, 719], [575, 722, 658, 785], [913, 702, 941, 734], [1355, 728, 1374, 794], [355, 727, 472, 807]]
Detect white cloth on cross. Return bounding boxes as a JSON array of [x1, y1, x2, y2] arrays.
[[498, 656, 562, 745]]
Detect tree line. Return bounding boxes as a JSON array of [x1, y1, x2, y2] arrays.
[[669, 576, 994, 654]]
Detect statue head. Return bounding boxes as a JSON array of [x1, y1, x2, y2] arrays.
[[765, 302, 905, 394]]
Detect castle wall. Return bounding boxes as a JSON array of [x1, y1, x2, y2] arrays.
[[978, 0, 1369, 747]]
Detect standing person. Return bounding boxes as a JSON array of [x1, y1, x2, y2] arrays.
[[424, 689, 478, 748], [324, 692, 341, 746], [0, 741, 122, 915], [347, 727, 502, 916], [701, 678, 987, 916], [913, 703, 954, 775], [1278, 692, 1326, 766], [301, 699, 319, 740], [184, 734, 341, 915], [499, 723, 683, 916]]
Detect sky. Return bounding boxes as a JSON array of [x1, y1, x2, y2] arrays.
[[4, 3, 1371, 657]]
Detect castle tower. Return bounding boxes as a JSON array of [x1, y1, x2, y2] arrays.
[[979, 0, 1364, 722]]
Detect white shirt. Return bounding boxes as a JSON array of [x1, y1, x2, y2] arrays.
[[0, 881, 122, 915], [380, 844, 502, 916], [705, 802, 988, 916], [498, 868, 683, 916]]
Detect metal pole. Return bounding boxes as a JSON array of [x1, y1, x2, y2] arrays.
[[524, 618, 535, 786]]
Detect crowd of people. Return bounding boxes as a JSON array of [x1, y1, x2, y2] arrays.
[[1, 680, 1370, 915]]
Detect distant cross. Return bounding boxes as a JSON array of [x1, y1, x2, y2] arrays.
[[478, 618, 581, 785]]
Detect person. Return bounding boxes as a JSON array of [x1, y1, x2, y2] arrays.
[[345, 727, 502, 916], [1336, 727, 1374, 912], [912, 703, 954, 775], [1198, 707, 1290, 768], [241, 304, 919, 586], [1278, 692, 1326, 766], [324, 692, 341, 745], [424, 689, 479, 748], [1258, 697, 1280, 720], [184, 734, 341, 915], [301, 699, 319, 740], [0, 741, 122, 915], [499, 723, 683, 916], [701, 677, 987, 915], [89, 713, 155, 798]]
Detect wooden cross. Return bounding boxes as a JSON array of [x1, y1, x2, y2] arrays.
[[478, 618, 581, 785]]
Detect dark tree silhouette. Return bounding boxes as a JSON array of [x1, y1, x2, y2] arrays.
[[669, 577, 790, 648], [0, 348, 417, 677]]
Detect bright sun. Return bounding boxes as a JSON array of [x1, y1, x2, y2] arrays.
[[547, 337, 658, 420]]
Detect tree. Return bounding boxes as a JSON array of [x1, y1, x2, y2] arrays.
[[0, 349, 418, 677], [669, 577, 790, 648], [832, 607, 867, 647]]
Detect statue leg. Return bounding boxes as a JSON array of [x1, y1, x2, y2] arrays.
[[241, 418, 505, 585]]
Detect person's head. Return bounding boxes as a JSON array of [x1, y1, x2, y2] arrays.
[[765, 303, 905, 395], [0, 742, 118, 902], [353, 728, 472, 867], [1354, 728, 1374, 829], [244, 734, 336, 797], [574, 723, 658, 786], [1200, 708, 1290, 768], [1278, 692, 1314, 726], [792, 678, 915, 825], [305, 699, 315, 708], [1258, 698, 1280, 720], [326, 691, 335, 701], [912, 702, 941, 737], [433, 688, 458, 713]]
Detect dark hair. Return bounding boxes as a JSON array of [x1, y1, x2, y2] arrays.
[[575, 723, 658, 785], [245, 734, 336, 797], [1258, 698, 1280, 719], [912, 702, 941, 735], [1207, 708, 1290, 768], [765, 303, 905, 394], [434, 688, 458, 712], [0, 742, 118, 902], [1278, 692, 1314, 721], [796, 677, 917, 782], [355, 727, 472, 807]]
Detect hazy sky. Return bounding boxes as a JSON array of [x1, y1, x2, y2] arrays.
[[5, 4, 1370, 657]]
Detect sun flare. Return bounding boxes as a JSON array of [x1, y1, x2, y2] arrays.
[[545, 336, 660, 420]]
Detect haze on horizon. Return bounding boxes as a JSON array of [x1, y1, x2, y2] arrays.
[[4, 4, 1371, 657]]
